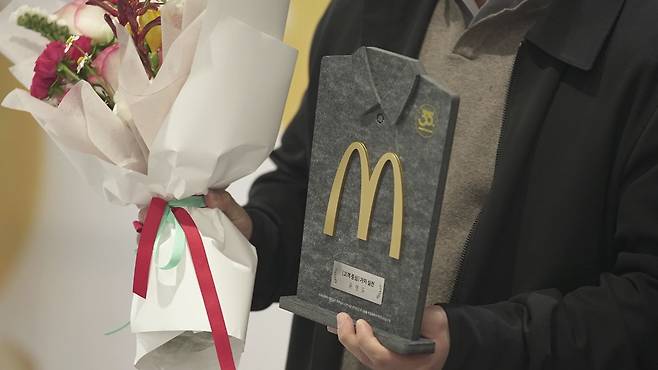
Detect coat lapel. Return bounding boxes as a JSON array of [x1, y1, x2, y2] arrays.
[[526, 0, 625, 71]]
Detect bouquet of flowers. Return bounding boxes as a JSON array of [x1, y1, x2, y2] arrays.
[[0, 0, 296, 369]]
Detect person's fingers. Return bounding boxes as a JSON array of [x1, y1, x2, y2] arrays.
[[420, 305, 451, 369], [336, 313, 373, 368], [138, 208, 146, 223], [204, 189, 230, 210], [133, 220, 143, 245], [205, 190, 243, 219], [356, 319, 434, 370], [136, 207, 146, 245], [355, 319, 397, 368], [327, 326, 337, 334], [336, 313, 358, 349], [204, 189, 253, 239], [219, 193, 245, 222]]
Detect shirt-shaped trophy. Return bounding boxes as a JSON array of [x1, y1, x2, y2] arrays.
[[280, 46, 458, 354]]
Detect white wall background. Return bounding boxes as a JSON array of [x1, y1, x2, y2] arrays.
[[0, 135, 293, 370]]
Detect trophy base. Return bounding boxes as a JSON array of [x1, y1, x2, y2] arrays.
[[279, 295, 435, 354]]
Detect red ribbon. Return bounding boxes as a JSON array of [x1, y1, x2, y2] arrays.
[[133, 197, 236, 370]]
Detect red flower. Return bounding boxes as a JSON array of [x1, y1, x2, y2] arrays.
[[30, 41, 66, 99], [66, 36, 93, 63]]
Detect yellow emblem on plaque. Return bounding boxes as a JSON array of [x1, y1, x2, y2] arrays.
[[416, 104, 436, 138], [323, 142, 404, 260]]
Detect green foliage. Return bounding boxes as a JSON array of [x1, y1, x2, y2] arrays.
[[16, 12, 71, 42]]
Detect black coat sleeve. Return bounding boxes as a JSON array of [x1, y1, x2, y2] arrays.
[[243, 85, 314, 311], [441, 108, 658, 370], [244, 0, 362, 311], [244, 58, 317, 311]]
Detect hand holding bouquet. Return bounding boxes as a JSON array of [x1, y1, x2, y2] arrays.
[[0, 0, 297, 369]]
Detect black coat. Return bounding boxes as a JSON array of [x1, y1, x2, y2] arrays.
[[244, 0, 658, 369]]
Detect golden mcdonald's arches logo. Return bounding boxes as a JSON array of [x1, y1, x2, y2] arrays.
[[416, 104, 436, 138], [323, 142, 404, 260]]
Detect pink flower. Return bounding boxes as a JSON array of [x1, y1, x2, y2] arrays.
[[56, 1, 114, 44], [66, 36, 93, 63], [92, 43, 120, 91], [54, 1, 84, 34], [75, 5, 115, 44], [30, 41, 66, 99]]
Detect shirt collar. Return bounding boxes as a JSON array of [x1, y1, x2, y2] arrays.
[[351, 47, 424, 125], [525, 0, 625, 70], [459, 0, 482, 19], [457, 0, 532, 27], [470, 0, 527, 25]]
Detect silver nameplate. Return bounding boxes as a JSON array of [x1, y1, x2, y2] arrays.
[[331, 261, 385, 305]]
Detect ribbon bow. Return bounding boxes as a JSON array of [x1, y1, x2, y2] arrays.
[[133, 196, 236, 370]]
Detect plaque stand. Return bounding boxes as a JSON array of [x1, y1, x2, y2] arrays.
[[280, 296, 436, 354], [278, 47, 458, 358]]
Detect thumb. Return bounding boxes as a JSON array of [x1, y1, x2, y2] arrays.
[[420, 305, 449, 340]]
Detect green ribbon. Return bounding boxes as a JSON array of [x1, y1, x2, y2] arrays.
[[104, 195, 206, 336], [104, 321, 130, 336], [154, 196, 207, 270]]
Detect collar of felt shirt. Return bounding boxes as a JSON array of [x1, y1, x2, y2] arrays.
[[351, 47, 423, 126]]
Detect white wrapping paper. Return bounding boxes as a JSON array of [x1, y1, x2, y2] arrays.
[[0, 0, 297, 368]]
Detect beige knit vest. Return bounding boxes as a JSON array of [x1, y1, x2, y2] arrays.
[[340, 0, 548, 368]]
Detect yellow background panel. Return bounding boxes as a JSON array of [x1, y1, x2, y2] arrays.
[[281, 0, 331, 127], [0, 54, 42, 291]]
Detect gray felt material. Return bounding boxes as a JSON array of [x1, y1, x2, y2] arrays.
[[280, 47, 458, 353]]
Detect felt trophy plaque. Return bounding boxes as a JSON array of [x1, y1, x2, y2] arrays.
[[280, 46, 458, 354]]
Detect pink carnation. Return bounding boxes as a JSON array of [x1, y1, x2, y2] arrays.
[[30, 41, 66, 99], [66, 36, 93, 63]]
